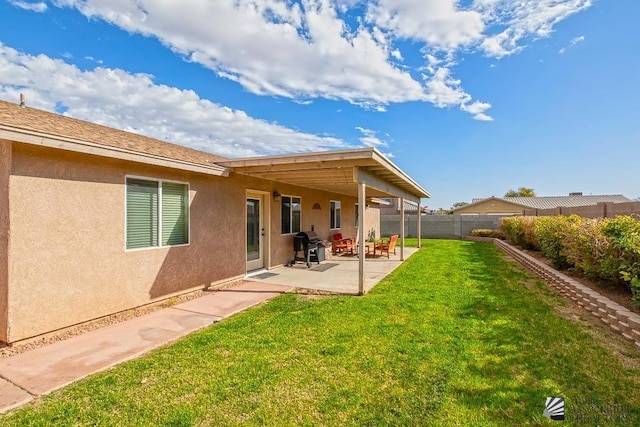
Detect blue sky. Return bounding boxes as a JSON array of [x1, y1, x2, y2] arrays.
[[1, 0, 638, 210]]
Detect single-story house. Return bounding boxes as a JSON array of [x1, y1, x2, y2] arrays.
[[0, 100, 429, 343], [452, 194, 631, 216]]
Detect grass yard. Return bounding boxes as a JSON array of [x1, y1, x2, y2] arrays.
[[2, 240, 639, 426]]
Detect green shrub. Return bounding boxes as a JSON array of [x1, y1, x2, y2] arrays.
[[560, 217, 610, 280], [532, 215, 580, 268], [469, 229, 506, 239], [601, 216, 640, 304], [500, 216, 537, 249], [502, 214, 640, 303]]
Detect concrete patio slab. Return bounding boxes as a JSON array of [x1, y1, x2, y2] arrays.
[[0, 281, 291, 413], [252, 247, 419, 294], [0, 378, 32, 413]]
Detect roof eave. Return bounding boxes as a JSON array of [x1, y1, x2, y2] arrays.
[[0, 125, 229, 177], [218, 147, 430, 199]]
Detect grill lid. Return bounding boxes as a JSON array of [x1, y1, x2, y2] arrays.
[[296, 230, 319, 242]]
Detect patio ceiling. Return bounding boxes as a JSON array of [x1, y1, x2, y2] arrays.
[[216, 148, 430, 202]]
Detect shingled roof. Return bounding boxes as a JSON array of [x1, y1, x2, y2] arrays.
[[499, 195, 631, 209], [455, 194, 631, 212], [0, 99, 227, 167]]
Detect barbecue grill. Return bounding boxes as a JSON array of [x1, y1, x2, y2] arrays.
[[291, 230, 322, 268]]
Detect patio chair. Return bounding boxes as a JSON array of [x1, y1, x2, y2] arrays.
[[332, 233, 355, 255], [374, 235, 398, 258]]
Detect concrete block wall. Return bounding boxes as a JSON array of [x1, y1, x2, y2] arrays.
[[467, 236, 640, 349], [381, 215, 504, 239], [523, 201, 640, 218]]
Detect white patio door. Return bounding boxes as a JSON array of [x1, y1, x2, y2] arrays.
[[246, 193, 265, 271]]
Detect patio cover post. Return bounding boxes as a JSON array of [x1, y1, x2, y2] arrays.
[[417, 200, 421, 248], [358, 182, 366, 295], [399, 197, 405, 261]]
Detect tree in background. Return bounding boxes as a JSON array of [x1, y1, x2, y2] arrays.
[[452, 201, 469, 208], [504, 187, 536, 197]]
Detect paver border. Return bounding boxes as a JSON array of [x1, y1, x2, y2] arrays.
[[466, 237, 640, 350]]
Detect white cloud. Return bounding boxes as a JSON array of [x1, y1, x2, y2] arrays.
[[53, 0, 424, 105], [461, 100, 493, 121], [475, 0, 592, 58], [367, 0, 485, 50], [559, 35, 585, 54], [50, 0, 493, 119], [355, 126, 389, 148], [42, 0, 591, 120], [9, 0, 47, 13], [0, 43, 348, 157]]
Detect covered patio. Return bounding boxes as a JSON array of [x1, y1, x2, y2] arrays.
[[219, 147, 430, 295]]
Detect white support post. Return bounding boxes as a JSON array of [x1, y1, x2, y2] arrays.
[[417, 200, 421, 248], [358, 182, 366, 295], [399, 197, 405, 261]]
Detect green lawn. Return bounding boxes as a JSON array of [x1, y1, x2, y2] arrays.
[[2, 240, 639, 426]]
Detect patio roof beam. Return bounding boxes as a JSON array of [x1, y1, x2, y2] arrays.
[[354, 167, 420, 203]]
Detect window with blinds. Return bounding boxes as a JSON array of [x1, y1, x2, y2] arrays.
[[126, 178, 189, 249]]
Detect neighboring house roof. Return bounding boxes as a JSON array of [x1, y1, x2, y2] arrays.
[[453, 195, 631, 212], [499, 195, 631, 209], [0, 100, 228, 176]]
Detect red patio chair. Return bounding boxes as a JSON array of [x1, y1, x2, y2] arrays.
[[332, 233, 355, 254], [374, 235, 398, 258]]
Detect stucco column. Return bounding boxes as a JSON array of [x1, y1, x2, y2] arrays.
[[399, 197, 405, 261], [358, 182, 366, 295], [0, 140, 11, 343]]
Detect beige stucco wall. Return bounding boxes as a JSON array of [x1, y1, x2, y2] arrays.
[[364, 204, 381, 241], [6, 143, 361, 342], [232, 173, 359, 266], [0, 140, 10, 342], [455, 199, 525, 215]]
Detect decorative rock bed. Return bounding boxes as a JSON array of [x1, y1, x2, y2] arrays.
[[466, 236, 640, 350]]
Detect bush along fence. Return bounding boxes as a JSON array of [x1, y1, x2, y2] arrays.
[[467, 236, 640, 349], [500, 215, 640, 305]]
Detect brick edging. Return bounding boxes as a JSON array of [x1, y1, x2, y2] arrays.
[[465, 237, 640, 349]]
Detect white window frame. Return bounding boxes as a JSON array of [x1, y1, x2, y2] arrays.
[[281, 195, 302, 235], [125, 175, 190, 251], [330, 200, 341, 230]]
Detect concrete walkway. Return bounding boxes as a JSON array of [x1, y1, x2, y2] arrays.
[[0, 281, 290, 414]]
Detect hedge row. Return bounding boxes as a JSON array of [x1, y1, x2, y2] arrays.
[[500, 215, 640, 304], [469, 229, 506, 239]]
